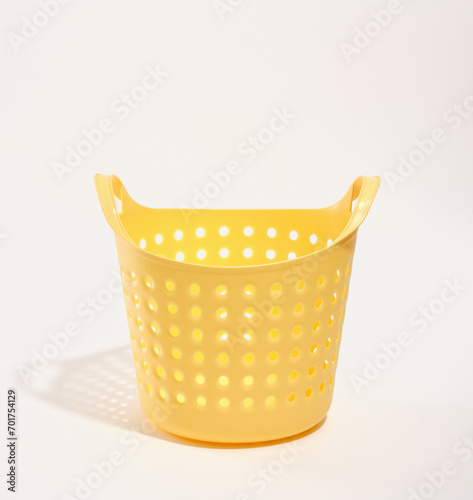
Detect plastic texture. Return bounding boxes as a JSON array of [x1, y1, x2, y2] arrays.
[[95, 174, 380, 443]]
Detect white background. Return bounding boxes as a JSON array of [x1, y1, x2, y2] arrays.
[[1, 1, 473, 499]]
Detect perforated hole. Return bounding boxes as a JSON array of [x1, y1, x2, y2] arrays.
[[219, 226, 229, 236], [148, 300, 156, 311], [323, 360, 328, 370], [292, 326, 301, 336], [266, 249, 275, 259], [218, 353, 229, 364], [174, 371, 183, 382], [268, 351, 278, 362], [267, 228, 276, 237], [287, 393, 295, 402], [197, 249, 206, 260], [151, 323, 158, 334], [310, 344, 318, 354], [288, 252, 296, 260], [145, 277, 153, 288], [195, 374, 205, 384], [334, 270, 340, 281], [327, 239, 333, 246], [191, 306, 201, 318], [216, 284, 227, 295], [312, 321, 320, 332], [133, 294, 140, 305], [196, 227, 205, 237], [243, 248, 253, 258], [193, 329, 203, 340], [174, 230, 183, 241], [305, 388, 313, 398], [176, 252, 184, 261], [194, 352, 204, 362], [219, 248, 229, 258], [310, 234, 317, 244], [156, 367, 164, 377], [290, 348, 299, 358], [219, 398, 230, 408], [146, 383, 152, 393], [289, 370, 298, 380], [176, 393, 185, 404], [243, 375, 254, 386], [171, 349, 181, 360], [140, 239, 146, 249], [137, 317, 143, 328], [140, 339, 146, 349], [243, 226, 253, 236], [243, 331, 254, 341], [328, 315, 334, 326], [197, 396, 206, 406], [170, 327, 179, 338], [315, 299, 323, 309], [331, 293, 337, 303], [217, 308, 228, 319], [243, 397, 253, 408], [243, 353, 254, 363], [294, 303, 303, 313], [244, 308, 255, 318], [270, 306, 280, 316], [317, 275, 325, 286], [219, 375, 229, 386], [269, 329, 279, 339], [244, 284, 255, 295], [168, 304, 177, 314], [218, 331, 228, 341], [155, 234, 163, 244], [289, 231, 298, 240], [326, 338, 331, 348], [296, 280, 305, 290], [143, 361, 149, 372], [166, 281, 175, 292], [159, 388, 167, 399], [271, 283, 281, 294], [308, 366, 315, 376], [320, 383, 325, 392], [266, 395, 275, 406], [131, 272, 137, 283], [190, 283, 200, 294], [267, 373, 277, 384]]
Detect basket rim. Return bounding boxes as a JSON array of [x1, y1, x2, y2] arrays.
[[96, 174, 380, 272]]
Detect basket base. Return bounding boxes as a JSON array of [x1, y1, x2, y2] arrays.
[[158, 413, 328, 446]]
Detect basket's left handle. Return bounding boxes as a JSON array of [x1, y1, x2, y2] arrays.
[[94, 174, 132, 242]]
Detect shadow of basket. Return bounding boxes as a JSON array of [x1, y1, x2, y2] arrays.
[[24, 343, 326, 448]]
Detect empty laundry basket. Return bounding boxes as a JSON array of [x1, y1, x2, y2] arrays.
[[95, 174, 380, 443]]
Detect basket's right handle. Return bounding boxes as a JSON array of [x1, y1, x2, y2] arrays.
[[335, 176, 380, 243], [94, 174, 132, 242]]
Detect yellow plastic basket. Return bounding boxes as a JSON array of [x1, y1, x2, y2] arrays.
[[95, 174, 379, 443]]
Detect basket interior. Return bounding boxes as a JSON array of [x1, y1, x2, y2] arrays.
[[119, 207, 352, 266]]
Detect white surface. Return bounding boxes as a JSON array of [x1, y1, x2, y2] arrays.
[[1, 1, 473, 499]]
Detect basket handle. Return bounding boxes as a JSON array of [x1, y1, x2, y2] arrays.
[[334, 176, 380, 243], [94, 174, 132, 242]]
